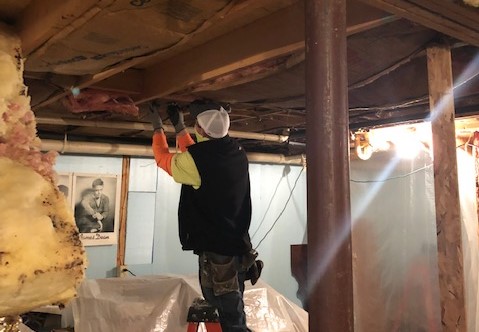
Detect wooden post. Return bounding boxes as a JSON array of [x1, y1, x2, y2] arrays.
[[305, 0, 353, 331], [116, 156, 130, 269], [427, 44, 467, 331]]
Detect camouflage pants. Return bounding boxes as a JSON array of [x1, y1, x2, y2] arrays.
[[198, 252, 252, 331], [199, 252, 241, 296]]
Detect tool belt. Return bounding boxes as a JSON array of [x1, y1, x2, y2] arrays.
[[199, 252, 238, 296], [199, 250, 258, 296]]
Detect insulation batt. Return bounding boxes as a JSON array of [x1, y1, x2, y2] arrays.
[[0, 25, 86, 316], [0, 157, 85, 316]]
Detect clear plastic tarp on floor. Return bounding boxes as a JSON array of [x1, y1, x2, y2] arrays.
[[64, 275, 308, 332]]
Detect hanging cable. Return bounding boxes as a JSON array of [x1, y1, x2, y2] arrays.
[[250, 167, 289, 240], [350, 164, 432, 183], [254, 167, 304, 250], [351, 144, 469, 183]]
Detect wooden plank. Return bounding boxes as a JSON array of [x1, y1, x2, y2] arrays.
[[32, 0, 394, 109], [116, 156, 130, 268], [30, 0, 256, 110], [359, 0, 479, 47], [427, 44, 467, 332], [90, 69, 144, 95], [409, 0, 479, 32], [137, 1, 306, 102], [137, 1, 395, 103]]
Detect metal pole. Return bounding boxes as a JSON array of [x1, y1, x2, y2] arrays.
[[304, 0, 353, 331]]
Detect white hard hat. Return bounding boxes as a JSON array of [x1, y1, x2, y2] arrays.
[[196, 107, 230, 138]]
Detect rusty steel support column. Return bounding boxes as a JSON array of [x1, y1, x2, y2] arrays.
[[305, 0, 353, 331]]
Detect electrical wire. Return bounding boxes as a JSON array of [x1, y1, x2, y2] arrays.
[[350, 164, 433, 183], [254, 143, 475, 246], [350, 143, 472, 183], [254, 167, 304, 250], [250, 170, 286, 240], [122, 268, 137, 276]]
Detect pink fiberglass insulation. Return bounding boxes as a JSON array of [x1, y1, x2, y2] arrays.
[[0, 27, 58, 183]]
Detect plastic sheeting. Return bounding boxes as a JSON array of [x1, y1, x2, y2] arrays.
[[351, 150, 441, 331], [66, 275, 307, 332], [19, 323, 33, 332], [457, 149, 479, 331], [350, 149, 479, 331]]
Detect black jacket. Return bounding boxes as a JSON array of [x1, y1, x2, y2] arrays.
[[178, 136, 252, 256]]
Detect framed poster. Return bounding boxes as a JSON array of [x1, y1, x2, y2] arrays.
[[72, 173, 121, 246], [57, 172, 73, 207]]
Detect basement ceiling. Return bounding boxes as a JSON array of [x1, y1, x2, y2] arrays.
[[1, 0, 479, 156]]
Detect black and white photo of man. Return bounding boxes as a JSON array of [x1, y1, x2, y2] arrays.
[[74, 177, 114, 233]]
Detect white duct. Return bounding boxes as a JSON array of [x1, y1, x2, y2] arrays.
[[40, 139, 305, 165], [36, 117, 289, 143]]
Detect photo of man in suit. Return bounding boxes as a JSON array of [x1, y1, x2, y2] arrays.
[[75, 178, 111, 233]]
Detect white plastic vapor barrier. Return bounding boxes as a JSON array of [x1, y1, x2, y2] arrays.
[[350, 148, 479, 331], [66, 275, 308, 332], [351, 150, 441, 331], [457, 149, 479, 331]]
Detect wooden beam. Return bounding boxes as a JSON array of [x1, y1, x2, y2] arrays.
[[410, 0, 479, 32], [359, 0, 479, 47], [180, 52, 305, 95], [90, 69, 144, 95], [137, 1, 307, 103], [136, 1, 395, 103], [15, 0, 112, 56], [117, 156, 130, 270], [427, 44, 467, 331], [32, 0, 394, 109], [30, 0, 241, 110]]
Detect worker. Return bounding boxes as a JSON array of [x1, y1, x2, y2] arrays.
[[149, 100, 262, 331]]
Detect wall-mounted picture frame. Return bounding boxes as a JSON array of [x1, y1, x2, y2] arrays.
[[72, 173, 121, 246], [57, 172, 73, 207]]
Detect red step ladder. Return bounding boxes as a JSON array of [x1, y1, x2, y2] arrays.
[[186, 322, 222, 332], [186, 298, 222, 332]]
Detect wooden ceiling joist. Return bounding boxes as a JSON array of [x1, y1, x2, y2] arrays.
[[29, 0, 291, 110], [359, 0, 479, 47], [135, 1, 305, 103], [89, 69, 144, 95], [136, 1, 395, 103], [32, 0, 395, 109]]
